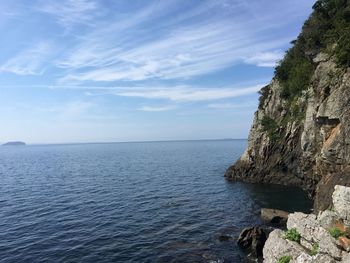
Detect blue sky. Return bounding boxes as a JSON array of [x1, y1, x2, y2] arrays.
[[0, 0, 316, 144]]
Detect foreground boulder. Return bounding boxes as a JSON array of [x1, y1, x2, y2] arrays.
[[287, 213, 342, 260], [237, 227, 267, 257], [263, 229, 306, 262], [262, 185, 350, 262]]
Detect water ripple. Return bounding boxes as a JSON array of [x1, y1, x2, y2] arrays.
[[0, 141, 312, 262]]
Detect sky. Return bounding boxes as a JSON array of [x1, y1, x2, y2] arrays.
[[0, 0, 316, 144]]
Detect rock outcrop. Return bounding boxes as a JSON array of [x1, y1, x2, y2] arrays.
[[237, 227, 267, 257], [262, 185, 350, 262], [225, 0, 350, 212]]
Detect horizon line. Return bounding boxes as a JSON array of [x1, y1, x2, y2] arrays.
[[2, 138, 248, 146]]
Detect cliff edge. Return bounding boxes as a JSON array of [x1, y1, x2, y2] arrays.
[[225, 0, 350, 211]]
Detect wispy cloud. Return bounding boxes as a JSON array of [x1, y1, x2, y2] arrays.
[[42, 83, 264, 102], [39, 100, 95, 119], [243, 50, 284, 67], [137, 105, 176, 112], [0, 11, 18, 17], [36, 0, 100, 28], [111, 85, 263, 102], [58, 30, 288, 83], [54, 0, 301, 83], [0, 42, 53, 75], [207, 101, 258, 109]]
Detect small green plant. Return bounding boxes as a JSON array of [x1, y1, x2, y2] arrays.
[[329, 227, 346, 238], [278, 255, 292, 263], [258, 85, 270, 109], [260, 116, 280, 143], [310, 242, 319, 256], [284, 228, 301, 243]]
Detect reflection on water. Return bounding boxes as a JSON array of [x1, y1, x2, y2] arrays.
[[0, 140, 311, 262]]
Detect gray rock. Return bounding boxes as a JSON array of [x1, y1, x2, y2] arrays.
[[332, 185, 350, 225], [317, 210, 339, 229], [263, 229, 306, 263], [296, 253, 336, 263], [313, 52, 331, 63], [342, 252, 350, 262], [287, 212, 342, 260]]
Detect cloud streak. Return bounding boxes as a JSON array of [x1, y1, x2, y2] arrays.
[[36, 0, 100, 29], [243, 51, 284, 67], [0, 42, 53, 75], [137, 105, 176, 112], [110, 85, 262, 102], [54, 0, 307, 83]]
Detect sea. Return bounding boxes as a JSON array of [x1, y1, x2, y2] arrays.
[[0, 140, 312, 263]]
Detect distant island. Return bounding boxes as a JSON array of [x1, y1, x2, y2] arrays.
[[2, 141, 26, 146]]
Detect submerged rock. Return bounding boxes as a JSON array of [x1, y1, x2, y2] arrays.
[[261, 208, 289, 226], [217, 234, 232, 242], [237, 227, 267, 257]]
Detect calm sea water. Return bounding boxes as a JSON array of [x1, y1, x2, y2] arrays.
[[0, 140, 312, 263]]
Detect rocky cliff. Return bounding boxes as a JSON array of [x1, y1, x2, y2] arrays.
[[225, 0, 350, 212]]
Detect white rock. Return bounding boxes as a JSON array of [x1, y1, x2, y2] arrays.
[[296, 253, 336, 263], [287, 212, 342, 260], [332, 185, 350, 225], [318, 210, 339, 229], [263, 229, 306, 263], [296, 253, 313, 263], [313, 52, 330, 63], [342, 252, 350, 262]]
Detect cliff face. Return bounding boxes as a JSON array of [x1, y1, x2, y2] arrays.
[[225, 1, 350, 211]]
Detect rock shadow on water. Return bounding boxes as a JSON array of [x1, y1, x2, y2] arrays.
[[228, 182, 313, 214]]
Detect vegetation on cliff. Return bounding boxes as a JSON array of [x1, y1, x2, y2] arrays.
[[258, 0, 350, 141], [226, 0, 350, 212], [276, 0, 350, 100]]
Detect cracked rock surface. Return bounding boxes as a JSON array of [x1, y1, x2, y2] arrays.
[[262, 186, 350, 262]]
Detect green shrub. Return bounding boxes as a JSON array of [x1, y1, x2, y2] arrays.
[[260, 116, 280, 143], [284, 228, 301, 243], [329, 227, 346, 238], [274, 0, 350, 104], [276, 48, 314, 100], [258, 85, 270, 109], [261, 116, 278, 132], [278, 255, 292, 263], [310, 242, 319, 256]]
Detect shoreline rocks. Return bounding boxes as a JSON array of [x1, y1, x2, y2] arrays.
[[237, 227, 267, 258], [262, 185, 350, 262]]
